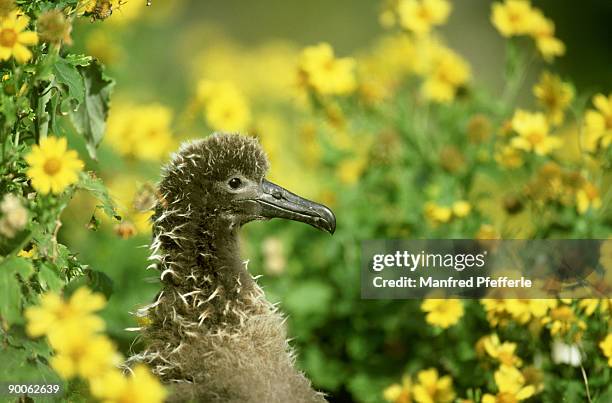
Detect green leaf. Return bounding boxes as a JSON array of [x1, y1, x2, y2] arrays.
[[78, 171, 120, 220], [36, 82, 54, 139], [0, 344, 62, 384], [37, 263, 63, 292], [53, 58, 85, 107], [64, 54, 93, 67], [86, 269, 114, 300], [0, 93, 17, 129], [34, 52, 57, 83], [0, 257, 33, 325], [69, 60, 115, 159], [6, 327, 52, 359], [66, 269, 113, 300]]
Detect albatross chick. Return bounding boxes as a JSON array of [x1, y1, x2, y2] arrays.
[[131, 133, 335, 403]]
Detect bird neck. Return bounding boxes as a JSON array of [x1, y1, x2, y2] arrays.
[[148, 212, 266, 331]]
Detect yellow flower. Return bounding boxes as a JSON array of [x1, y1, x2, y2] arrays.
[[135, 106, 175, 160], [412, 368, 455, 403], [491, 0, 535, 37], [17, 246, 37, 259], [424, 202, 452, 224], [397, 0, 451, 36], [575, 181, 601, 214], [90, 365, 167, 403], [495, 145, 524, 169], [298, 43, 356, 96], [421, 46, 470, 103], [533, 72, 574, 126], [599, 334, 612, 366], [80, 0, 98, 14], [197, 80, 251, 132], [358, 34, 417, 103], [49, 328, 121, 380], [421, 299, 464, 329], [492, 2, 565, 61], [25, 287, 106, 338], [541, 303, 586, 339], [583, 93, 612, 152], [529, 10, 565, 62], [0, 11, 38, 63], [482, 365, 536, 402], [482, 334, 523, 368], [106, 103, 174, 161], [25, 136, 84, 195], [206, 93, 251, 132], [383, 375, 413, 403], [452, 200, 471, 218], [510, 110, 562, 155], [481, 299, 511, 327], [578, 298, 612, 316], [504, 299, 555, 323]]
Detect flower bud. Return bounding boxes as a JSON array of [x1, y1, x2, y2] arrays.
[[0, 0, 15, 18], [0, 194, 28, 238], [37, 9, 73, 46], [467, 114, 491, 143]]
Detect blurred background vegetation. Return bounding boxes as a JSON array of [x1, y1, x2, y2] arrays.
[[54, 1, 612, 402]]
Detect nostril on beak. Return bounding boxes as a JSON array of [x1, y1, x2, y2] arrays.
[[272, 191, 282, 200]]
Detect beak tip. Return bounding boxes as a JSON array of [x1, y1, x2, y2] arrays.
[[321, 208, 336, 235]]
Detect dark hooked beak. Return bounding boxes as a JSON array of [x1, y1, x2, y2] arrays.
[[252, 179, 336, 234]]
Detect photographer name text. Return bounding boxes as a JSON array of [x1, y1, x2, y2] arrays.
[[371, 251, 532, 289]]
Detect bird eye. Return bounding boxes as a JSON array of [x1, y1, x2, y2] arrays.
[[228, 177, 242, 189]]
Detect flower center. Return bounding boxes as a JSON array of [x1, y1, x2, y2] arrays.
[[527, 131, 544, 145], [551, 306, 573, 321], [418, 6, 432, 21], [0, 28, 17, 47], [436, 304, 450, 315], [584, 184, 599, 200], [323, 59, 335, 72], [498, 392, 519, 403], [543, 93, 559, 109], [508, 12, 521, 24], [43, 157, 62, 176]]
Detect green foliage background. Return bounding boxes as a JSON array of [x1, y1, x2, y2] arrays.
[[1, 1, 611, 402]]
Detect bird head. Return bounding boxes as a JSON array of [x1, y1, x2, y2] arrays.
[[159, 133, 336, 234]]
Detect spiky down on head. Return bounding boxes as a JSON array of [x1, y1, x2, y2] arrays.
[[163, 132, 268, 185], [157, 133, 268, 219], [156, 132, 335, 237]]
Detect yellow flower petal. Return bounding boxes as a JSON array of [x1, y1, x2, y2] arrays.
[[17, 31, 38, 45]]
